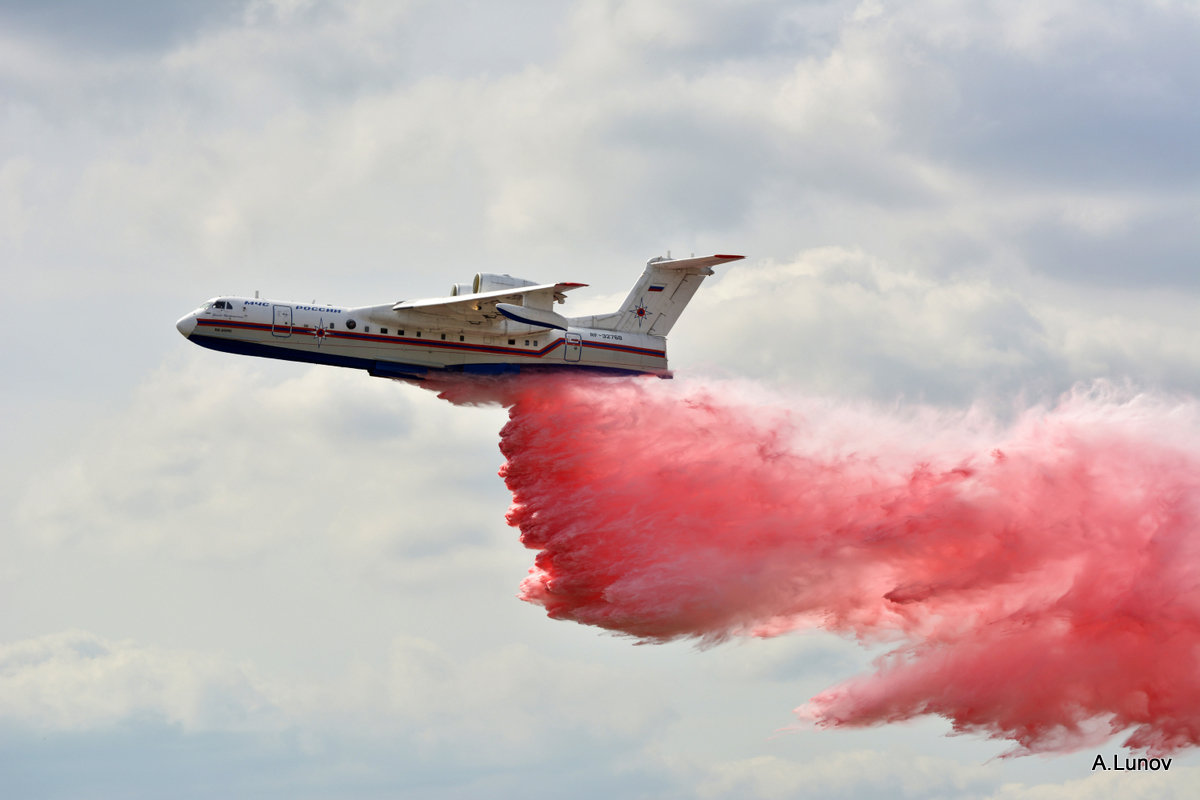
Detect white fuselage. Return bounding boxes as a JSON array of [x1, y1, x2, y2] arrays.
[[175, 296, 670, 379]]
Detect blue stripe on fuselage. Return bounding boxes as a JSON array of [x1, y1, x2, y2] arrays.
[[188, 334, 656, 378]]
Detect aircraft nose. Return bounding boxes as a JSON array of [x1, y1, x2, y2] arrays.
[[176, 314, 196, 338]]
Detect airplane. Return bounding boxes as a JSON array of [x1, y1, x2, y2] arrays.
[[175, 253, 743, 380]]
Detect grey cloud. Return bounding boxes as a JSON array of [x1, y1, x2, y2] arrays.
[[1019, 203, 1200, 289], [11, 0, 1198, 301], [0, 627, 686, 799], [925, 46, 1200, 191], [675, 749, 1000, 800], [0, 0, 245, 53], [0, 727, 301, 800], [0, 723, 679, 800]]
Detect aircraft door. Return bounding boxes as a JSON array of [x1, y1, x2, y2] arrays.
[[272, 305, 293, 338], [564, 332, 582, 362]]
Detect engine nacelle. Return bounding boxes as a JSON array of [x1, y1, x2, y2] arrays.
[[449, 283, 473, 296], [473, 273, 538, 294]]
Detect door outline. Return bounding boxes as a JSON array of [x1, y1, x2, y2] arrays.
[[272, 305, 293, 338], [564, 332, 582, 362]]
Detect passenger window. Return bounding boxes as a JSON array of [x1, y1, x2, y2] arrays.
[[381, 328, 388, 334], [440, 333, 446, 340], [508, 339, 516, 345], [398, 329, 404, 335], [346, 320, 357, 330]]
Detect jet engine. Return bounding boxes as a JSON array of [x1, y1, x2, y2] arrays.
[[449, 283, 473, 296], [473, 273, 539, 294]]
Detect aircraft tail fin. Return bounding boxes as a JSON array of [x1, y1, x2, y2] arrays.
[[571, 254, 743, 335]]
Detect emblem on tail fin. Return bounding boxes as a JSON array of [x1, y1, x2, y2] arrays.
[[630, 300, 651, 326]]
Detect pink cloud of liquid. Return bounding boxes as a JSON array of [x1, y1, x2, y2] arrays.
[[430, 374, 1200, 755]]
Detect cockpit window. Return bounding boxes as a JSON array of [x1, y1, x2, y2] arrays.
[[213, 300, 229, 310]]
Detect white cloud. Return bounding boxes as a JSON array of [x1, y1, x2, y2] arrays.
[[0, 626, 681, 779], [16, 356, 507, 561], [984, 766, 1200, 800], [0, 630, 286, 732], [674, 247, 1200, 403], [674, 248, 1050, 401], [376, 635, 672, 758]]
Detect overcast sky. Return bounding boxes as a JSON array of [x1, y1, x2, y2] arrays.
[[4, 1, 1200, 797]]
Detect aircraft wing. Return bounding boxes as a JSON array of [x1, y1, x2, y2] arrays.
[[391, 282, 587, 325]]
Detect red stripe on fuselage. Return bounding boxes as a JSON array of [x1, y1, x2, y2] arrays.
[[195, 317, 665, 360]]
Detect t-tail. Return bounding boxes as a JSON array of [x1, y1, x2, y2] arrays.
[[569, 254, 744, 334]]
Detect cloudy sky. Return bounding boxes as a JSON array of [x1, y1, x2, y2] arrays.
[[4, 0, 1200, 797]]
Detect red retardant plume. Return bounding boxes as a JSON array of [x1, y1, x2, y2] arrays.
[[425, 374, 1200, 756]]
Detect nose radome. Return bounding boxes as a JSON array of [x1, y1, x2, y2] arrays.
[[176, 314, 196, 337]]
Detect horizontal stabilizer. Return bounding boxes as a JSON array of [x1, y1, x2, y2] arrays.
[[649, 254, 744, 272], [496, 303, 568, 331]]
